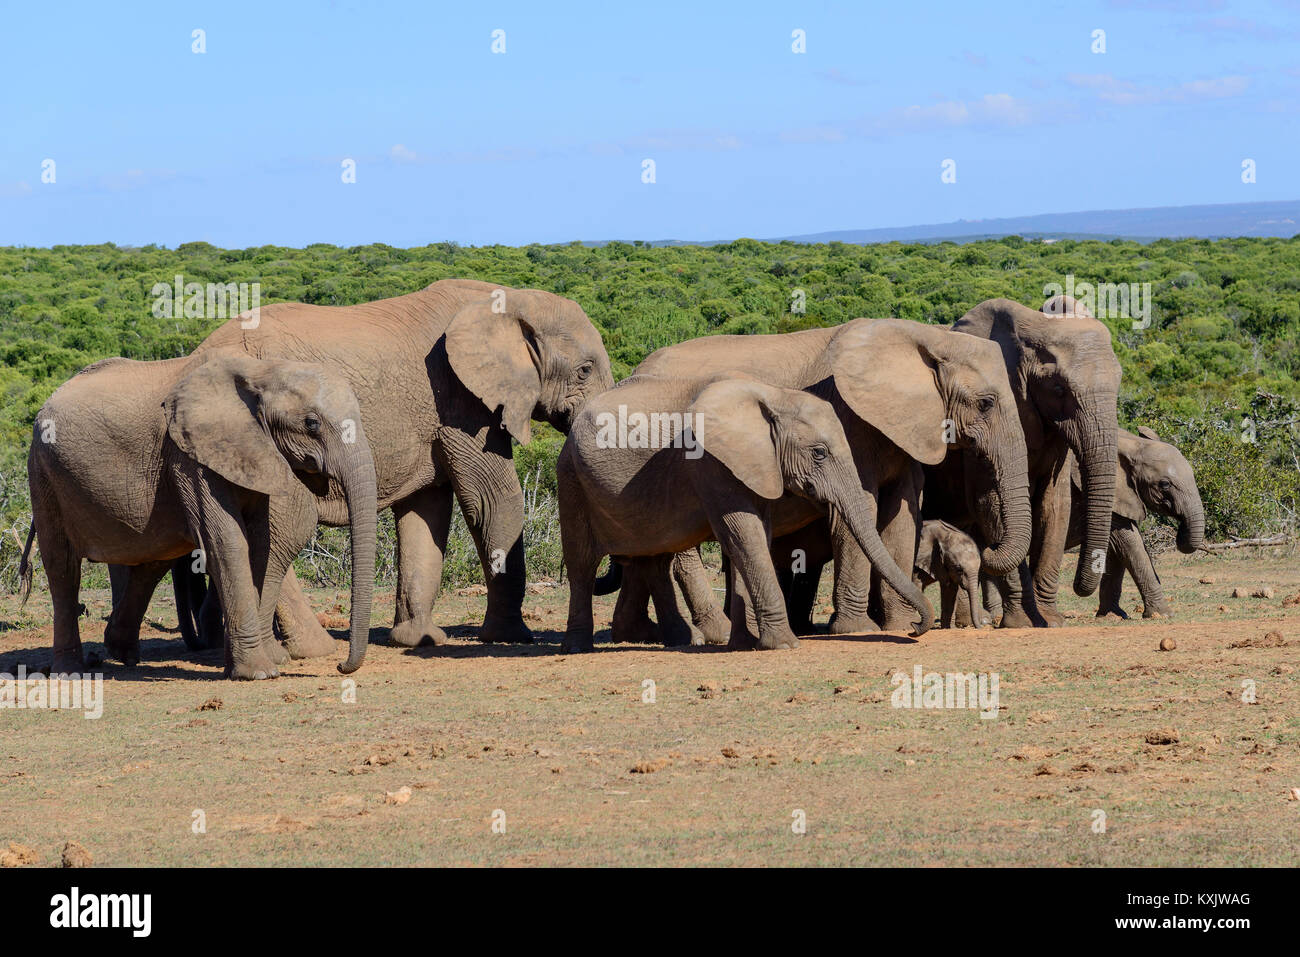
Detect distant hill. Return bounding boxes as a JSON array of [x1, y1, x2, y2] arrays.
[[593, 200, 1300, 247]]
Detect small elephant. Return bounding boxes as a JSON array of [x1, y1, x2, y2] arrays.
[[21, 352, 376, 679], [912, 520, 988, 628], [558, 374, 934, 653], [1068, 426, 1204, 618]]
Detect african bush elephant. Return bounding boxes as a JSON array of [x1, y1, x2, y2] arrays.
[[925, 298, 1122, 627], [913, 520, 987, 629], [1070, 426, 1204, 618], [558, 374, 934, 653], [20, 353, 376, 679], [191, 279, 614, 649], [617, 317, 1032, 637]]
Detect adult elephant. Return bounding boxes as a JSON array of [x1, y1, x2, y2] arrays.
[[21, 353, 376, 679], [192, 279, 614, 648], [1072, 426, 1203, 618], [925, 298, 1122, 626], [614, 317, 1032, 637], [559, 375, 934, 653]]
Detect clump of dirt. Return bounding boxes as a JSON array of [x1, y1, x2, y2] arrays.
[[198, 698, 223, 711], [1145, 728, 1180, 745], [630, 758, 671, 774], [60, 841, 92, 868], [1159, 636, 1177, 651], [1229, 631, 1291, 649], [1, 842, 39, 867]]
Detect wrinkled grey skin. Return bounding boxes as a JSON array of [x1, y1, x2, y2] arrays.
[[558, 374, 934, 654], [609, 317, 1031, 641], [925, 298, 1122, 628], [187, 279, 613, 650], [913, 519, 988, 628], [108, 559, 214, 651], [21, 353, 377, 679], [1068, 426, 1204, 618]]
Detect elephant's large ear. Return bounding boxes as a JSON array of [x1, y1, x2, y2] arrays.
[[826, 319, 948, 465], [1136, 425, 1161, 442], [444, 296, 542, 445], [1112, 431, 1147, 521], [164, 355, 296, 496], [688, 379, 784, 500], [953, 300, 1047, 450]]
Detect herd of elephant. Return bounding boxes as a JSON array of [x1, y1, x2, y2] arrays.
[[16, 279, 1205, 679]]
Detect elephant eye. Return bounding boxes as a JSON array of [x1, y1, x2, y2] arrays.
[[1158, 478, 1172, 489], [575, 363, 592, 381], [977, 395, 996, 414], [811, 445, 828, 462], [1052, 384, 1065, 398], [305, 415, 322, 434]]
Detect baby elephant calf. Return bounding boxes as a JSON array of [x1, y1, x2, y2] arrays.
[[913, 520, 988, 629]]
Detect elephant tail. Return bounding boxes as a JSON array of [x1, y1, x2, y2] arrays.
[[17, 523, 35, 611], [593, 560, 622, 596]]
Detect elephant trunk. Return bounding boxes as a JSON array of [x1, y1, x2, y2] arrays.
[[593, 561, 622, 595], [1068, 396, 1119, 597], [1177, 499, 1205, 553], [835, 467, 934, 636], [337, 437, 378, 675], [970, 423, 1032, 577]]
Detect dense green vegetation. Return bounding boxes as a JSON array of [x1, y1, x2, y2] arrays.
[[1, 237, 1296, 588]]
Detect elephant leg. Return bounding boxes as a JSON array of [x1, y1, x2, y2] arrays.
[[443, 435, 531, 645], [390, 483, 454, 648], [185, 486, 280, 680], [712, 509, 797, 651], [827, 511, 878, 635], [1028, 465, 1071, 628], [982, 575, 1003, 624], [646, 555, 692, 647], [103, 560, 170, 664], [108, 564, 128, 609], [938, 579, 957, 628], [197, 581, 223, 648], [872, 471, 922, 633], [35, 505, 86, 676], [1116, 524, 1168, 617], [786, 559, 824, 635], [964, 571, 985, 629], [558, 471, 600, 655], [172, 558, 202, 650], [997, 562, 1037, 629], [611, 562, 657, 644], [274, 566, 336, 658], [1095, 526, 1127, 617], [672, 547, 728, 645]]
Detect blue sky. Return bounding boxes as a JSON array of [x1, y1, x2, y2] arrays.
[[2, 0, 1298, 247]]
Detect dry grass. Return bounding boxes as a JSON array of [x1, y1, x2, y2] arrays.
[[0, 547, 1297, 866]]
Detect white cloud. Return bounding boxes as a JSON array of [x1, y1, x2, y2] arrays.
[[1065, 72, 1250, 105]]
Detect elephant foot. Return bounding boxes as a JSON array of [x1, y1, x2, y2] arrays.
[[1096, 605, 1128, 620], [561, 631, 594, 654], [758, 627, 800, 651], [103, 630, 140, 666], [228, 648, 280, 680], [827, 610, 879, 635], [389, 618, 449, 649], [658, 616, 693, 648], [277, 608, 340, 659], [478, 612, 534, 645], [1142, 607, 1169, 619], [998, 605, 1034, 629], [262, 636, 291, 667], [611, 611, 657, 645], [1036, 605, 1066, 628], [693, 610, 731, 646]]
